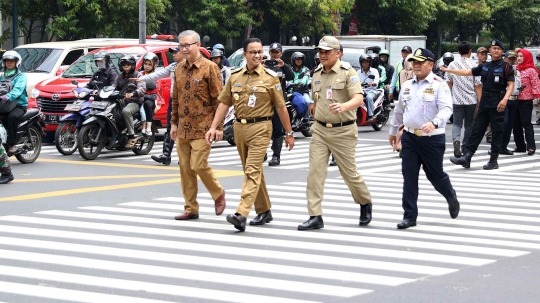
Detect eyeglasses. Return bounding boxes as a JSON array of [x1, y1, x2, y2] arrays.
[[120, 62, 133, 66], [248, 50, 264, 55], [178, 42, 198, 49]]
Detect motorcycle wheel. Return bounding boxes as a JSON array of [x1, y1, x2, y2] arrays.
[[371, 112, 389, 131], [227, 139, 236, 146], [15, 125, 42, 164], [301, 130, 312, 137], [132, 133, 155, 155], [77, 123, 104, 160], [55, 121, 78, 155]]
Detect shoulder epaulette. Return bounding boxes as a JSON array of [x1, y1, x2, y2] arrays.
[[340, 62, 352, 70], [314, 64, 323, 72], [231, 67, 243, 74], [264, 68, 278, 77]]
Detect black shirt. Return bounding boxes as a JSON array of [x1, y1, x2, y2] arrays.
[[472, 59, 515, 107], [86, 67, 118, 89]]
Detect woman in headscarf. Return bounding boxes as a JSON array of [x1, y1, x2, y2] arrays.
[[399, 54, 414, 88], [512, 49, 539, 155]]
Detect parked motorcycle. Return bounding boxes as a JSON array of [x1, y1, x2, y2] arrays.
[[357, 75, 390, 131], [76, 83, 155, 160], [54, 80, 99, 155], [0, 108, 45, 164]]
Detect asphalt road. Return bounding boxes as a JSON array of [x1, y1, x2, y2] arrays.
[[1, 122, 539, 303]]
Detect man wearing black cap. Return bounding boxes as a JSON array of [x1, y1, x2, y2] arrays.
[[389, 48, 459, 229], [265, 42, 294, 166], [443, 39, 515, 170]]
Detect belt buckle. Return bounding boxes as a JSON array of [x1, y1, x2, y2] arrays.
[[241, 119, 247, 124], [414, 129, 423, 136], [326, 123, 333, 128]]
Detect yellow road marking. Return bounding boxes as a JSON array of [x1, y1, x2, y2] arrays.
[[37, 158, 180, 170], [13, 174, 178, 182]]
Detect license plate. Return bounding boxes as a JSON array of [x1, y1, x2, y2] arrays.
[[64, 104, 82, 112], [44, 114, 60, 124], [90, 101, 109, 109]]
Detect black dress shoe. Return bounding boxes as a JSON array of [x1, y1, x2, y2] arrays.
[[226, 213, 246, 231], [269, 156, 280, 166], [298, 216, 324, 230], [448, 193, 460, 219], [486, 137, 492, 143], [0, 173, 14, 184], [397, 219, 416, 229], [359, 203, 372, 226], [499, 149, 514, 155], [151, 154, 171, 165], [249, 210, 273, 225]]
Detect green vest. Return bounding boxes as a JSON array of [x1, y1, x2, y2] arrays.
[[395, 59, 404, 91]]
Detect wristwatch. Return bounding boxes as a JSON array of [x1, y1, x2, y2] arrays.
[[431, 121, 438, 129], [285, 131, 294, 137]]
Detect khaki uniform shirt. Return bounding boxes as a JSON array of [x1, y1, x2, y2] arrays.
[[311, 60, 363, 123], [218, 64, 285, 119], [172, 56, 223, 140]]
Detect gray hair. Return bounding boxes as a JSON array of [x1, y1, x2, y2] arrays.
[[178, 30, 200, 43]]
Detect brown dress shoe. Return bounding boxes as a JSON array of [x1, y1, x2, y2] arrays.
[[174, 212, 199, 220], [214, 190, 226, 215]]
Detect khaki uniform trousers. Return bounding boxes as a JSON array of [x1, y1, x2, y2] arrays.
[[234, 120, 272, 218], [307, 122, 372, 216], [176, 138, 223, 214]]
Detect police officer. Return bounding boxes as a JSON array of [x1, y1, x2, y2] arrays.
[[264, 42, 295, 166], [389, 48, 459, 229], [206, 38, 295, 232], [298, 36, 373, 230], [442, 39, 515, 170]]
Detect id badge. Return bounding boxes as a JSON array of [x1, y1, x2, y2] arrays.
[[326, 88, 333, 100], [248, 95, 257, 107], [495, 76, 499, 83]]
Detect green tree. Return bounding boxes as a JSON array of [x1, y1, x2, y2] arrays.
[[0, 0, 55, 44], [487, 0, 540, 49]]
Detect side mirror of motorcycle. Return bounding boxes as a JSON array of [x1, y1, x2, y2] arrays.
[[71, 80, 79, 86], [127, 83, 138, 91]]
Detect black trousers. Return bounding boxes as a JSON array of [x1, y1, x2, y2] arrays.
[[5, 106, 26, 145], [512, 100, 536, 151], [501, 100, 519, 151], [401, 132, 455, 221], [271, 108, 284, 157], [463, 105, 504, 154], [143, 99, 155, 123]]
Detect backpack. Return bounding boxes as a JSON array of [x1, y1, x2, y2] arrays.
[[0, 72, 20, 113]]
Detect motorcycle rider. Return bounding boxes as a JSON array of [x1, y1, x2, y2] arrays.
[[86, 50, 118, 94], [289, 52, 312, 119], [311, 53, 321, 77], [370, 53, 386, 89], [210, 49, 231, 86], [139, 52, 164, 136], [434, 52, 454, 80], [265, 42, 295, 166], [212, 43, 231, 67], [113, 55, 146, 148], [358, 54, 380, 122], [379, 49, 394, 106], [0, 50, 28, 154]]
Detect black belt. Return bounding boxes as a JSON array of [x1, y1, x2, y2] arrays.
[[482, 91, 504, 97], [317, 120, 355, 128], [236, 116, 272, 124]]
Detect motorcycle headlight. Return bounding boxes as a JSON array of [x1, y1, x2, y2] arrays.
[[31, 88, 41, 98]]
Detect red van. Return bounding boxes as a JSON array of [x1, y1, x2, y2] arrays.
[[31, 44, 177, 135]]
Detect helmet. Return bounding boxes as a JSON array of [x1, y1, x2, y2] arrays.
[[210, 49, 223, 58], [314, 53, 319, 60], [369, 53, 380, 69], [379, 49, 390, 57], [359, 54, 372, 64], [291, 52, 305, 65], [93, 50, 111, 68], [442, 52, 454, 66], [118, 54, 137, 73], [213, 44, 225, 51], [199, 47, 211, 59], [142, 52, 159, 71], [2, 50, 22, 68]]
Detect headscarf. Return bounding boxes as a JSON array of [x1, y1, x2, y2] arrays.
[[516, 49, 540, 75], [399, 54, 414, 86]]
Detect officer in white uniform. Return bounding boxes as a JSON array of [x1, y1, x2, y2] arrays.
[[389, 48, 460, 229]]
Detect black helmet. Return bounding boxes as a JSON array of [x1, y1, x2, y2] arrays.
[[291, 52, 305, 66], [210, 49, 223, 59], [118, 54, 137, 73], [369, 53, 380, 68], [442, 52, 454, 66], [359, 53, 371, 64], [142, 52, 159, 72], [93, 50, 111, 68]]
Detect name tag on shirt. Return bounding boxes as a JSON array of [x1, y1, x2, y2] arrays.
[[423, 88, 434, 94], [248, 95, 256, 107], [326, 88, 333, 100]]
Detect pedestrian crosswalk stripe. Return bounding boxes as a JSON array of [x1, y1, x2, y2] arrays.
[[0, 265, 317, 303]]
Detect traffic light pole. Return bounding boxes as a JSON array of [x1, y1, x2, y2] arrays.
[[139, 0, 146, 44]]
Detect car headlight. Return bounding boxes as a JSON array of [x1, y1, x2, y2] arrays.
[[31, 88, 40, 98]]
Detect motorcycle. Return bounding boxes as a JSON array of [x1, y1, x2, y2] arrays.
[[54, 80, 100, 155], [222, 105, 236, 146], [285, 83, 313, 137], [76, 83, 155, 160], [0, 108, 45, 164], [357, 75, 390, 131]]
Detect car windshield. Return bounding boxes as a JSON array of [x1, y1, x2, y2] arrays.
[[342, 48, 364, 70], [62, 53, 140, 78], [229, 49, 245, 69], [14, 48, 63, 73]]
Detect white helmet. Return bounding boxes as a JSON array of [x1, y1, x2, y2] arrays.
[[2, 50, 22, 68], [0, 123, 7, 144]]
